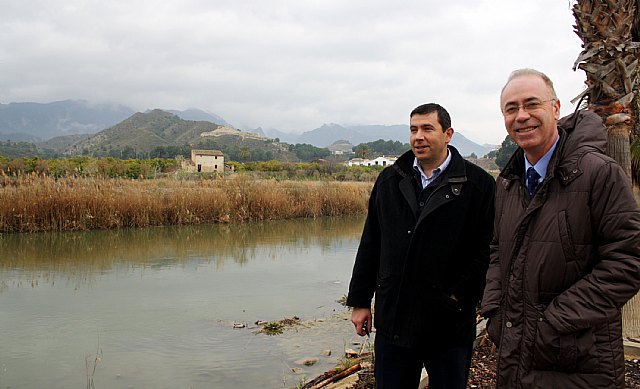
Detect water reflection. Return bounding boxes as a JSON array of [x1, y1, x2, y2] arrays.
[[0, 215, 365, 291], [0, 216, 366, 389]]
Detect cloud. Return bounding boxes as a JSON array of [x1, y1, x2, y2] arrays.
[[0, 0, 587, 144]]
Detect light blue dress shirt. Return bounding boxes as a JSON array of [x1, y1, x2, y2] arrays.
[[524, 134, 560, 186]]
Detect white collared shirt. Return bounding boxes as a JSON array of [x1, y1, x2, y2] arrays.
[[413, 148, 452, 189]]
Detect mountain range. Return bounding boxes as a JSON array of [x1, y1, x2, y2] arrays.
[[276, 123, 494, 157], [0, 100, 495, 157], [0, 100, 134, 142]]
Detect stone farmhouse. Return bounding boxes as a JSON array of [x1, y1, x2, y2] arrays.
[[188, 149, 225, 173]]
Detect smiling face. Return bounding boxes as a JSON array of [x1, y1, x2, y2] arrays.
[[410, 111, 453, 173], [501, 74, 560, 164]]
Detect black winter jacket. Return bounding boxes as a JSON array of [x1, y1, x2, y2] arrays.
[[347, 146, 496, 347]]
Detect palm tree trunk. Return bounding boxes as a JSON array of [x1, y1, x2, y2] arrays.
[[624, 296, 640, 338], [572, 0, 638, 180], [606, 114, 633, 178], [625, 191, 640, 339], [573, 0, 640, 339]]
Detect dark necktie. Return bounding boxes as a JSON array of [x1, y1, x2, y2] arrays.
[[526, 167, 541, 197]]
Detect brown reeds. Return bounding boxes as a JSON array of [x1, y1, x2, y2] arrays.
[[0, 175, 372, 233]]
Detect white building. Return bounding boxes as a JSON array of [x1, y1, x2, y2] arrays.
[[348, 156, 397, 167]]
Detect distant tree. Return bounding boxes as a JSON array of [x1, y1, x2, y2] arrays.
[[121, 146, 136, 159], [252, 148, 268, 161], [354, 139, 408, 158], [238, 146, 251, 161], [149, 146, 166, 158], [0, 140, 41, 159], [288, 143, 330, 161], [124, 160, 141, 178], [495, 135, 518, 170], [468, 152, 478, 159], [193, 139, 221, 153], [485, 150, 498, 159], [354, 144, 370, 159]]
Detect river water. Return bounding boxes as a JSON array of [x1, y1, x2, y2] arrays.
[[0, 216, 367, 389]]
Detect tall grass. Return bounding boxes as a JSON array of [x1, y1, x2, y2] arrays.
[[0, 175, 372, 233]]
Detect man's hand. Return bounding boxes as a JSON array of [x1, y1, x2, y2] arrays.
[[351, 307, 372, 336]]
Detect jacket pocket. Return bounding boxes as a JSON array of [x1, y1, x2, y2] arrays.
[[374, 275, 401, 330], [532, 320, 598, 373], [433, 290, 463, 315], [424, 289, 466, 338], [557, 210, 576, 263]]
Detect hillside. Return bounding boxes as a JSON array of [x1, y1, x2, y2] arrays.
[[37, 134, 91, 152], [66, 110, 220, 155], [64, 109, 299, 161], [167, 108, 229, 125]]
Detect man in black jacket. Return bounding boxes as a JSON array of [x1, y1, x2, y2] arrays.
[[347, 103, 495, 389]]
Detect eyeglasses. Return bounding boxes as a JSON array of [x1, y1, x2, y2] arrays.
[[502, 99, 556, 117]]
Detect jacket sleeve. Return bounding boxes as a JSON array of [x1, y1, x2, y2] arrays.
[[452, 172, 496, 306], [481, 178, 503, 317], [545, 159, 640, 333], [346, 181, 381, 308], [481, 225, 502, 317]]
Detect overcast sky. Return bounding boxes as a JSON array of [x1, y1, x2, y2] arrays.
[[1, 0, 585, 145]]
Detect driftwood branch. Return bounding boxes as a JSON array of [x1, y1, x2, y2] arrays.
[[305, 363, 362, 389], [300, 367, 342, 388]]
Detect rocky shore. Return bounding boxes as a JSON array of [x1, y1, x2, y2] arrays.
[[298, 337, 640, 389], [271, 313, 640, 389]]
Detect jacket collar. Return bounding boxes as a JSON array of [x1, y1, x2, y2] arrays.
[[394, 145, 467, 183], [395, 146, 467, 214], [499, 110, 606, 190], [499, 132, 571, 192]]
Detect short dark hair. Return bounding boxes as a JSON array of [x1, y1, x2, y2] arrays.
[[410, 103, 451, 132]]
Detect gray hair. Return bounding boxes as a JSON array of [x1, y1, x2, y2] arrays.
[[501, 68, 558, 100]]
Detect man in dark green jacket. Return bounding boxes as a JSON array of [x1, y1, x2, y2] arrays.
[[347, 103, 496, 389]]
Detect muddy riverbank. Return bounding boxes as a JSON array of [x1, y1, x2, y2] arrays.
[[281, 313, 640, 389]]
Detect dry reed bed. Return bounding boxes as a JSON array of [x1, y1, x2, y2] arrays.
[[0, 176, 372, 233]]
